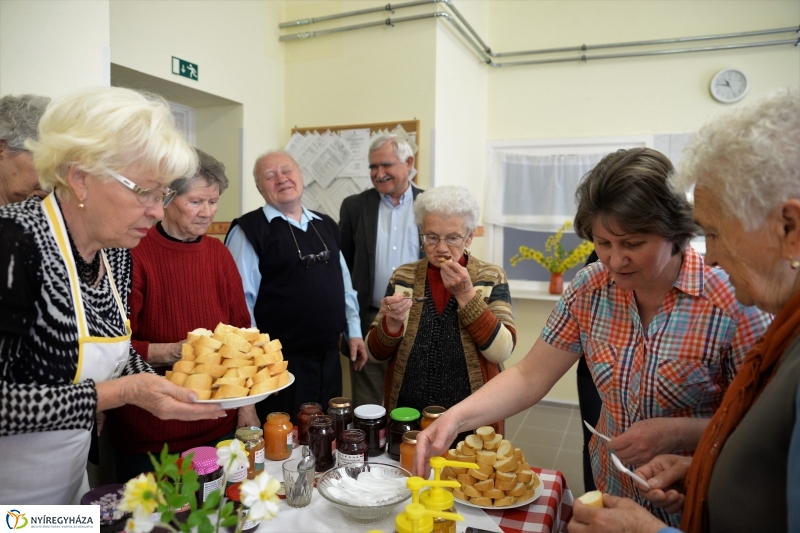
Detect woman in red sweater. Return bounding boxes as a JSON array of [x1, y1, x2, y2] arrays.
[[107, 149, 256, 482]]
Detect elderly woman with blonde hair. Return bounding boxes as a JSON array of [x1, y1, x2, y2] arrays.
[[366, 185, 516, 438], [570, 88, 800, 533], [0, 86, 225, 504]]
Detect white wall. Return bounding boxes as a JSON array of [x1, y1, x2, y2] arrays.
[[0, 0, 110, 96], [109, 0, 285, 215]]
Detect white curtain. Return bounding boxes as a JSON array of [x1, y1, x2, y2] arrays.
[[485, 151, 606, 232]]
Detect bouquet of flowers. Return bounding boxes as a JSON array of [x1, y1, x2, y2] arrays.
[[510, 221, 594, 274], [118, 440, 281, 533]]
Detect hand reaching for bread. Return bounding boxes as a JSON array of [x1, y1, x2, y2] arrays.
[[439, 426, 541, 507], [165, 323, 290, 400]]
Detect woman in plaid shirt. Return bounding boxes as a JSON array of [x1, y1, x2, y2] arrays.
[[416, 147, 771, 528]]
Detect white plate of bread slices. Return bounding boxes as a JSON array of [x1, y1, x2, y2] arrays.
[[164, 323, 294, 409], [441, 426, 544, 510]]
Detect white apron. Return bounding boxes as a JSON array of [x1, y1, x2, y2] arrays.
[[0, 194, 131, 504]]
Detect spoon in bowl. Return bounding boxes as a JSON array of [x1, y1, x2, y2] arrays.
[[610, 452, 651, 490]]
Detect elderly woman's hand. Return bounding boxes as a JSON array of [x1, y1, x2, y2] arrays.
[[569, 495, 667, 533], [146, 342, 184, 367], [439, 260, 476, 307], [98, 373, 227, 420], [381, 294, 413, 335], [633, 454, 691, 513]]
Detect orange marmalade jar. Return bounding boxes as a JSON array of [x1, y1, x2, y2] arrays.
[[420, 406, 446, 430], [264, 412, 293, 461]]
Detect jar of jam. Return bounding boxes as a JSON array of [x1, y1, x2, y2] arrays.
[[387, 407, 420, 460], [225, 483, 258, 533], [181, 446, 223, 506], [327, 396, 353, 447], [353, 404, 387, 457], [337, 429, 368, 466], [215, 440, 248, 486], [400, 430, 419, 473], [235, 427, 265, 479], [264, 412, 293, 461], [308, 414, 336, 472], [297, 402, 323, 446], [420, 405, 447, 430]]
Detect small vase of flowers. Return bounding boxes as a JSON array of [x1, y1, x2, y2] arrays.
[[510, 221, 595, 294], [118, 440, 281, 533]]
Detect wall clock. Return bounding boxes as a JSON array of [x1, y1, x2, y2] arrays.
[[710, 68, 749, 103]]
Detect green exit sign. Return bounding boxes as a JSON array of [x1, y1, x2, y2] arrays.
[[172, 57, 198, 81]]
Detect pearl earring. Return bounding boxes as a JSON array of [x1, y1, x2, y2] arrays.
[[792, 259, 800, 270]]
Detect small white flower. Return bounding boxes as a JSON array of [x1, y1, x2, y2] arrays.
[[124, 506, 155, 533], [240, 471, 281, 521], [217, 438, 249, 476]]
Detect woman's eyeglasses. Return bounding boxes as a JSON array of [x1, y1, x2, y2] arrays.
[[288, 219, 330, 268], [107, 169, 176, 207], [420, 233, 468, 247]]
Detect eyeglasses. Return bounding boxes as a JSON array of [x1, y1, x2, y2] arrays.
[[420, 233, 469, 247], [287, 219, 330, 268], [106, 170, 177, 208]]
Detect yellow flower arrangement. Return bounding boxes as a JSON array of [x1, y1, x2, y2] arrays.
[[510, 221, 594, 274]]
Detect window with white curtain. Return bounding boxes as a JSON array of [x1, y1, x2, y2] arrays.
[[484, 136, 653, 298]]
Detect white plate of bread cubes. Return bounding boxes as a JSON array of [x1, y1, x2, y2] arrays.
[[441, 426, 543, 510], [165, 323, 294, 409]]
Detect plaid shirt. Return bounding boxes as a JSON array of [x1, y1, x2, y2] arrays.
[[542, 247, 771, 526]]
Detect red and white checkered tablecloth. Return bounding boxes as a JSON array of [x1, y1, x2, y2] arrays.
[[483, 468, 574, 533]]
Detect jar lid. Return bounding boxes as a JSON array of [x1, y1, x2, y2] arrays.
[[328, 396, 351, 408], [310, 414, 333, 427], [402, 430, 420, 444], [299, 402, 323, 411], [235, 426, 263, 440], [390, 407, 421, 422], [181, 446, 220, 476], [422, 405, 447, 418], [267, 412, 290, 421], [354, 404, 386, 420], [342, 429, 365, 441], [226, 483, 242, 503]]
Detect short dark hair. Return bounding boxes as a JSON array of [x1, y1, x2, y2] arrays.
[[169, 148, 229, 196], [573, 148, 698, 255]]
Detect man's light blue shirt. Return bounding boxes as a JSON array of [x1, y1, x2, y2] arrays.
[[226, 204, 362, 339], [371, 185, 420, 308]]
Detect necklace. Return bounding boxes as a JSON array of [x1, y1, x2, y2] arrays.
[[66, 229, 101, 285]]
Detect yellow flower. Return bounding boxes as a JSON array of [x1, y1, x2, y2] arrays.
[[119, 473, 163, 515], [510, 221, 594, 274]]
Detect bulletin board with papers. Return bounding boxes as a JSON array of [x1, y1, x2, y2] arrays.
[[286, 120, 420, 223]]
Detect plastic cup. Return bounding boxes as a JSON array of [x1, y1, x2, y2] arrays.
[[282, 459, 314, 508]]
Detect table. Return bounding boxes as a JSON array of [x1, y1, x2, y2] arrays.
[[256, 448, 573, 533]]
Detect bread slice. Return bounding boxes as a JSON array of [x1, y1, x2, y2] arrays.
[[194, 352, 222, 365], [219, 345, 251, 360], [184, 373, 212, 390], [495, 471, 516, 483], [250, 375, 280, 396], [476, 426, 496, 442], [180, 344, 194, 359], [173, 360, 196, 374], [194, 335, 223, 350], [496, 441, 513, 459], [192, 344, 216, 356], [238, 365, 258, 378], [222, 358, 255, 368], [516, 469, 533, 483], [222, 368, 240, 378], [470, 496, 492, 506], [473, 479, 494, 492], [484, 488, 505, 499], [253, 333, 271, 347], [456, 473, 475, 486], [211, 377, 246, 388], [577, 490, 604, 508], [213, 384, 249, 399], [275, 371, 291, 388], [476, 450, 497, 465], [506, 482, 526, 497], [189, 388, 212, 400], [453, 489, 468, 501], [483, 434, 502, 451], [462, 485, 482, 498], [222, 332, 252, 353], [169, 371, 188, 386], [214, 323, 236, 336], [236, 327, 261, 343], [515, 461, 531, 474], [465, 434, 484, 451], [468, 468, 489, 481], [268, 361, 288, 375], [495, 479, 516, 491], [494, 496, 516, 507], [494, 456, 519, 473], [264, 339, 282, 353]]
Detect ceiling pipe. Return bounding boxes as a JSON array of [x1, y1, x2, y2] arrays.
[[279, 3, 799, 66]]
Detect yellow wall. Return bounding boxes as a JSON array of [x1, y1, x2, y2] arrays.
[[0, 0, 110, 96], [109, 0, 286, 215]]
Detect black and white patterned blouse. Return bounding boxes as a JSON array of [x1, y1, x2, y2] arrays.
[[0, 196, 151, 437]]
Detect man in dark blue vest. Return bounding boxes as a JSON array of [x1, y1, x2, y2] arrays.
[[226, 151, 366, 423]]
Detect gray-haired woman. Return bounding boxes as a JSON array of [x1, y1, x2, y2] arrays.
[[366, 185, 516, 438], [107, 148, 256, 483], [0, 94, 50, 205]]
